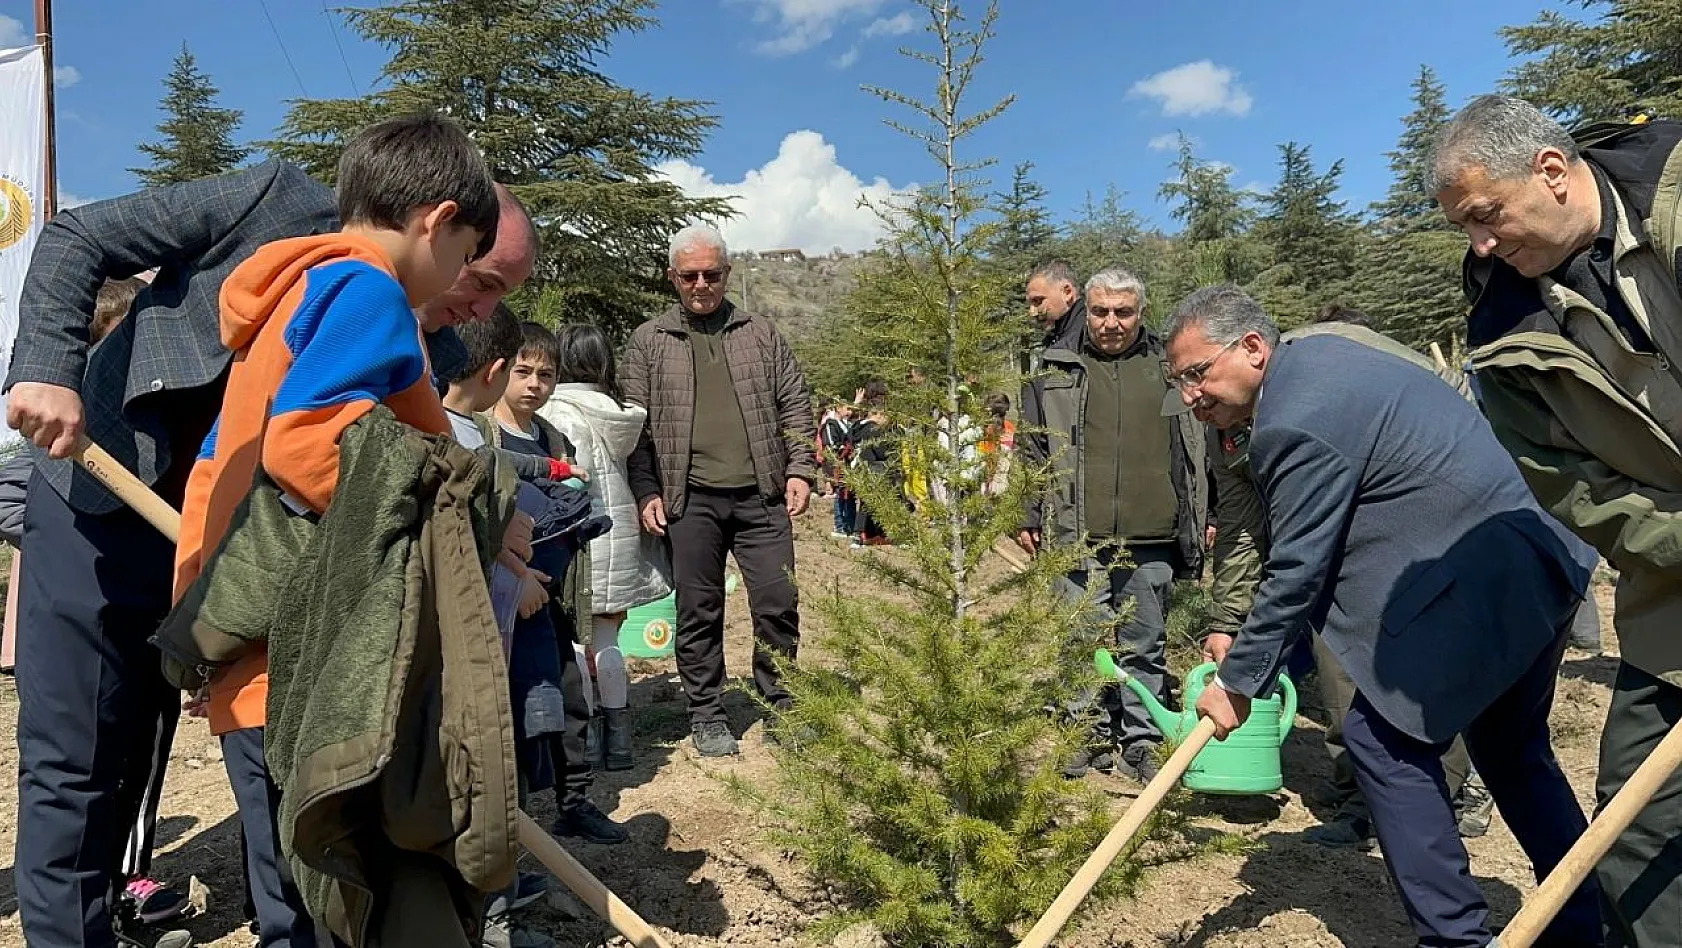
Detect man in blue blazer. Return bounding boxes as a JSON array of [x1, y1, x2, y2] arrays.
[[1162, 284, 1601, 947]]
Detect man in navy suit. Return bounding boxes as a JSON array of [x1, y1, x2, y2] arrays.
[[1162, 284, 1601, 947]]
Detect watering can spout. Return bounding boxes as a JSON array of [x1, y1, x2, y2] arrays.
[[1093, 648, 1183, 742]]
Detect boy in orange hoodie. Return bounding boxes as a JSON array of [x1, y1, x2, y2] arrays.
[[175, 112, 501, 948]]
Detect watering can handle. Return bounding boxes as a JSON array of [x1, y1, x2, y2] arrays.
[[1188, 662, 1296, 739], [1277, 672, 1297, 741]]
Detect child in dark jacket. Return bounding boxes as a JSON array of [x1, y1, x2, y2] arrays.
[[488, 322, 629, 848]]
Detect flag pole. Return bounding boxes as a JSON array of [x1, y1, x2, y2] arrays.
[[33, 0, 55, 220]]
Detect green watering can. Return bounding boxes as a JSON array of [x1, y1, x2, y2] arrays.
[[1094, 649, 1296, 795]]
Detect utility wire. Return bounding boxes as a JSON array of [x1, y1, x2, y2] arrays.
[[255, 0, 310, 98], [320, 0, 360, 96]]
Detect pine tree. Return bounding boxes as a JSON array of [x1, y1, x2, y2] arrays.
[[1342, 69, 1467, 351], [265, 0, 732, 339], [1061, 185, 1145, 279], [1255, 141, 1357, 300], [1157, 136, 1253, 243], [1342, 229, 1467, 351], [1502, 0, 1682, 124], [733, 4, 1160, 945], [990, 162, 1058, 277], [130, 44, 248, 188], [1372, 65, 1454, 234]]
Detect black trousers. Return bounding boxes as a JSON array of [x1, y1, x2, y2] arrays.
[[118, 702, 177, 881], [558, 634, 592, 810], [14, 470, 181, 948], [222, 727, 327, 948], [1344, 623, 1600, 947], [1310, 632, 1470, 822], [667, 486, 799, 726], [1596, 662, 1682, 947]]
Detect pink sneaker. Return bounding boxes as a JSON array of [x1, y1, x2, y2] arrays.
[[122, 876, 189, 925]]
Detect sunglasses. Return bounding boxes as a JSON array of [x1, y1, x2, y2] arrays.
[[675, 268, 727, 285], [1088, 305, 1137, 320]]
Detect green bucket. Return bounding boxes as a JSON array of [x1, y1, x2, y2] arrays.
[[618, 573, 739, 661], [620, 593, 677, 659]]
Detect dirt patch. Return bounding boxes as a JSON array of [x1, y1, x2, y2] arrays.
[[0, 508, 1619, 947]]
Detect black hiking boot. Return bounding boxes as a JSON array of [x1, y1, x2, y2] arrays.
[[553, 800, 630, 845], [1117, 742, 1163, 783], [691, 720, 740, 757]]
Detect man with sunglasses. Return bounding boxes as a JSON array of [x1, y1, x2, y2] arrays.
[[1163, 283, 1600, 947], [621, 224, 817, 758], [1018, 267, 1208, 780]]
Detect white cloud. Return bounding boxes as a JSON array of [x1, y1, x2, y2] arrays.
[[0, 15, 25, 48], [835, 45, 861, 69], [0, 16, 82, 90], [656, 130, 915, 254], [863, 11, 917, 37], [58, 188, 91, 209], [734, 0, 890, 55], [1148, 133, 1183, 152], [1129, 60, 1253, 118]]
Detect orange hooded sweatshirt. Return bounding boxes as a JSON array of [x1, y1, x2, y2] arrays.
[[176, 231, 450, 735]]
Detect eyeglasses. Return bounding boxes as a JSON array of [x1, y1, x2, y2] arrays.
[[1161, 339, 1240, 391], [675, 268, 727, 286]]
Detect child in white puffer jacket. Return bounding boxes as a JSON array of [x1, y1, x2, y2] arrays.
[[538, 323, 672, 770]]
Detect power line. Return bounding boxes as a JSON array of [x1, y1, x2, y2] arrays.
[[320, 0, 360, 96], [255, 0, 309, 98]]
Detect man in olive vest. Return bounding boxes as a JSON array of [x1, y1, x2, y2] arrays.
[[1019, 267, 1208, 780], [1432, 93, 1682, 947]]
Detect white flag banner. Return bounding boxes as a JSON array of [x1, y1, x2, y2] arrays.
[[0, 45, 44, 449]]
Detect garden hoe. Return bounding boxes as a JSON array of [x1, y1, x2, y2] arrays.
[[71, 439, 674, 948]]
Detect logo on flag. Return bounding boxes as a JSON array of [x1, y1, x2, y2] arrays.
[[0, 175, 34, 251]]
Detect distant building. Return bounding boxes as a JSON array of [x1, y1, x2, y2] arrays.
[[758, 248, 807, 263]]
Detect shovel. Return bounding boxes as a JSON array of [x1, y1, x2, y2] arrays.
[[1491, 715, 1682, 948], [1016, 650, 1219, 948], [70, 439, 674, 948]]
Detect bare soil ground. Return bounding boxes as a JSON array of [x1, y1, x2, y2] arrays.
[[0, 508, 1619, 948]]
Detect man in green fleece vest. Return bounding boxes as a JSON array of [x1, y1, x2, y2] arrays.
[[1019, 267, 1209, 780]]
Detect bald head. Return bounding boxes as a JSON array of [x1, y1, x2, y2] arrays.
[[419, 182, 539, 331]]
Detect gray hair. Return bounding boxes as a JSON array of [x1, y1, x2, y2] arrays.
[[1425, 94, 1580, 195], [1084, 267, 1147, 307], [668, 224, 729, 267], [1164, 284, 1279, 348], [1027, 259, 1078, 289]]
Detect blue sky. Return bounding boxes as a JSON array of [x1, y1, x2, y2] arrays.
[[2, 0, 1560, 252]]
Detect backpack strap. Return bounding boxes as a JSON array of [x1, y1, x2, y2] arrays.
[[1568, 113, 1654, 150], [1643, 128, 1682, 277]]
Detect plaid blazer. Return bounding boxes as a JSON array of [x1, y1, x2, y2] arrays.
[[7, 158, 467, 514]]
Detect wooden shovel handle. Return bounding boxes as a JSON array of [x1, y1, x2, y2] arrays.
[[1017, 716, 1219, 948], [1493, 715, 1682, 948], [73, 440, 182, 542], [516, 812, 672, 947], [67, 441, 672, 947]]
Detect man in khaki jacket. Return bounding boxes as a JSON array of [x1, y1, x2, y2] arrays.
[[622, 224, 818, 758], [1432, 93, 1682, 947]]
